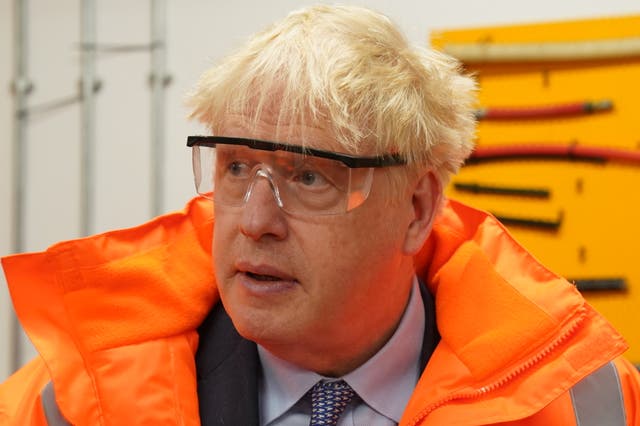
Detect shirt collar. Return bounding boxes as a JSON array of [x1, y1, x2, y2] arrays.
[[258, 277, 425, 424]]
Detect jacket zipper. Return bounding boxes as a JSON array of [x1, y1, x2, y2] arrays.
[[406, 306, 588, 426]]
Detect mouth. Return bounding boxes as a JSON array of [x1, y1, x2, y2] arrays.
[[245, 272, 285, 281], [235, 262, 298, 294]]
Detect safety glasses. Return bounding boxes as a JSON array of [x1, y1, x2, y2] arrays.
[[187, 136, 406, 215]]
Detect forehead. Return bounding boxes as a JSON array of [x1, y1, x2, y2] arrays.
[[215, 142, 334, 169], [218, 114, 355, 155]]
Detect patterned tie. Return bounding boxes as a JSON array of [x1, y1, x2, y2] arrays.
[[309, 380, 356, 426]]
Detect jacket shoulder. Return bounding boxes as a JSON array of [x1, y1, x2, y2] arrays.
[[612, 357, 640, 425], [0, 357, 50, 425], [522, 358, 639, 426]]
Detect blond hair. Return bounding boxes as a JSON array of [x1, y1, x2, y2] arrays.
[[188, 4, 477, 186]]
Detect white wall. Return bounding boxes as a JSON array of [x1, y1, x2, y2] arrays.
[[1, 0, 639, 381]]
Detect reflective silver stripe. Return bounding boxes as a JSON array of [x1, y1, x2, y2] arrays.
[[41, 381, 72, 426], [570, 361, 627, 426]]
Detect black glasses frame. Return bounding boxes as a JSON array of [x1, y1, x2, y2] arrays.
[[187, 136, 406, 168]]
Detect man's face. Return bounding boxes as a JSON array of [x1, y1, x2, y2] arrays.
[[213, 115, 425, 375]]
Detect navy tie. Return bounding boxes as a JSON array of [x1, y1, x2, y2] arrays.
[[309, 380, 356, 426]]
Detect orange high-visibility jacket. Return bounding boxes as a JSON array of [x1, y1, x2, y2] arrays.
[[1, 197, 638, 425]]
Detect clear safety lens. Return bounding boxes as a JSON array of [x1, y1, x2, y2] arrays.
[[192, 144, 375, 215]]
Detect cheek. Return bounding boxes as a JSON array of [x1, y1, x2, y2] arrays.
[[297, 211, 406, 291], [291, 216, 409, 339], [212, 214, 237, 279]]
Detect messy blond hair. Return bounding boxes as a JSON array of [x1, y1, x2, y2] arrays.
[[188, 4, 477, 186]]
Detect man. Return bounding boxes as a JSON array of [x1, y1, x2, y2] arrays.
[[1, 4, 639, 426]]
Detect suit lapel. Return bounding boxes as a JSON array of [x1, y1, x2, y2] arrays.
[[196, 302, 261, 426], [419, 278, 440, 371]]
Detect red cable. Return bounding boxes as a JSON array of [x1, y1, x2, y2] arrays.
[[475, 100, 613, 120], [468, 144, 640, 165]]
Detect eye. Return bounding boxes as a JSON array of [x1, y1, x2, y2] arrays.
[[300, 170, 321, 186], [294, 169, 329, 187], [215, 145, 255, 179], [228, 161, 249, 177]]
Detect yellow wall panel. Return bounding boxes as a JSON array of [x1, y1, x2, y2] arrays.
[[433, 15, 640, 364]]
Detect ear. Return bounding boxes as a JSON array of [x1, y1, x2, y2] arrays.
[[403, 171, 442, 255]]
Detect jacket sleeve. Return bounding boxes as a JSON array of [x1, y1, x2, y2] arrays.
[[614, 356, 640, 426], [0, 357, 51, 426]]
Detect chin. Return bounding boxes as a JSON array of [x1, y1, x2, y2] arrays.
[[227, 302, 292, 345]]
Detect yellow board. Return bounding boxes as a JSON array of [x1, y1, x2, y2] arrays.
[[432, 15, 640, 364]]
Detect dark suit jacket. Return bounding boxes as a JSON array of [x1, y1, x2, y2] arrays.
[[196, 282, 439, 425]]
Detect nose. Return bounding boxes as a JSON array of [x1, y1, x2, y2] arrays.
[[238, 170, 288, 241], [243, 169, 284, 208]]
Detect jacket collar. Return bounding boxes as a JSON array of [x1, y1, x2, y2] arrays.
[[402, 199, 628, 425]]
